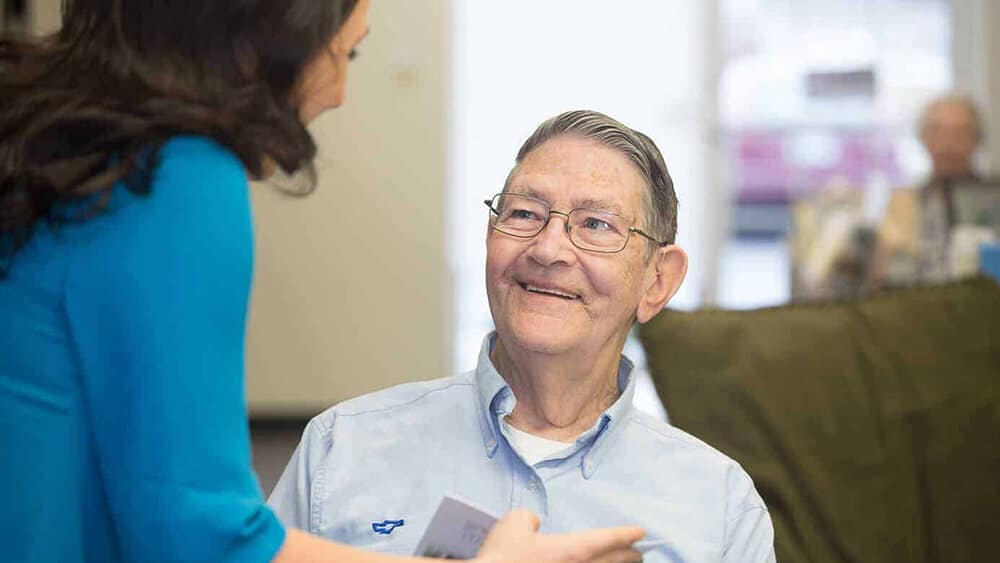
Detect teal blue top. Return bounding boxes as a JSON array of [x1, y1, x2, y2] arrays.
[[0, 137, 285, 562]]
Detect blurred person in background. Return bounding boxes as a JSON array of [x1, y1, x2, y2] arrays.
[[920, 94, 983, 184], [270, 110, 776, 563], [869, 94, 996, 287], [0, 1, 644, 562]]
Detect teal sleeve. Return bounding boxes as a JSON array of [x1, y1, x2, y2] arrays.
[[63, 137, 285, 562]]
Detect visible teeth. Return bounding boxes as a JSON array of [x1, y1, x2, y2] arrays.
[[525, 284, 578, 299]]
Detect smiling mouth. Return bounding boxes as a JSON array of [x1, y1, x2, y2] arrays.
[[519, 282, 580, 300]]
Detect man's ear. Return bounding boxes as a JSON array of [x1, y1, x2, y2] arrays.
[[636, 244, 688, 324]]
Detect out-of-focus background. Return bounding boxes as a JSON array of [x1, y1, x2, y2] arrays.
[[7, 3, 999, 542]]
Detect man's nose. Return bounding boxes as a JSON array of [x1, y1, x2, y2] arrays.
[[526, 212, 576, 266]]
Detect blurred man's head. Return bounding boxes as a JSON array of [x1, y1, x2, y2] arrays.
[[484, 110, 687, 358], [918, 94, 983, 181]]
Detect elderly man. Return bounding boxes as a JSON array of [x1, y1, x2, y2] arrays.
[[919, 93, 983, 184], [870, 94, 995, 286], [269, 110, 776, 562]]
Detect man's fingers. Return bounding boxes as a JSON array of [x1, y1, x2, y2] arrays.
[[477, 516, 645, 563], [489, 508, 541, 537], [569, 526, 646, 556], [583, 526, 646, 548], [506, 508, 540, 532], [591, 548, 644, 563]]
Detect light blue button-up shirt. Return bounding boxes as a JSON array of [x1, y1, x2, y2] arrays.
[[268, 334, 775, 562]]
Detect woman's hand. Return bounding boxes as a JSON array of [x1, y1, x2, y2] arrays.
[[474, 509, 644, 563]]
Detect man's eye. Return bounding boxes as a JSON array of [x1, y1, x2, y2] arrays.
[[509, 209, 538, 220], [582, 217, 612, 231]]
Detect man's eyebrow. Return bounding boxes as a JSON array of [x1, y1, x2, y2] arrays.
[[575, 198, 626, 216], [506, 185, 547, 201]]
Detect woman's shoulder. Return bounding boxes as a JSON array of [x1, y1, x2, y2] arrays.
[[58, 134, 255, 296], [159, 135, 242, 164], [99, 135, 252, 229], [154, 135, 248, 193], [75, 134, 254, 265]]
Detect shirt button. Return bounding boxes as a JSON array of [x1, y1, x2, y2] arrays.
[[527, 478, 539, 491], [487, 439, 497, 449]]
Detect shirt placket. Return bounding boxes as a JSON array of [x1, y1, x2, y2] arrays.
[[513, 461, 549, 523], [493, 406, 553, 525], [497, 419, 599, 532]]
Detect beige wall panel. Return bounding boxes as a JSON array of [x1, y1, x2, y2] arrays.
[[28, 0, 61, 35], [246, 1, 450, 415]]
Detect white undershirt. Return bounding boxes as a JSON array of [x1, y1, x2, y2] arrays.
[[503, 422, 576, 465]]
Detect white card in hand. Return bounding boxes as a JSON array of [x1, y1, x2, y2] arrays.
[[413, 495, 499, 559]]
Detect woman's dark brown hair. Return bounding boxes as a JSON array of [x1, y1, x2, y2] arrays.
[[0, 0, 359, 273]]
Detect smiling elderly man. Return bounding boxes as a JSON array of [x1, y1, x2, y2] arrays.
[[268, 110, 776, 562]]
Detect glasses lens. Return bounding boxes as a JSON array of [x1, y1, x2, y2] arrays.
[[568, 209, 629, 251], [491, 194, 548, 236]]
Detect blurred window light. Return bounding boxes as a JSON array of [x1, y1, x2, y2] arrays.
[[717, 0, 952, 308]]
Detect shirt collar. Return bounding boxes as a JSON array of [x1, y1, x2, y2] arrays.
[[474, 333, 511, 457], [473, 332, 637, 478]]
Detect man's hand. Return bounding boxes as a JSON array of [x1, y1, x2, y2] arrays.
[[474, 509, 644, 563]]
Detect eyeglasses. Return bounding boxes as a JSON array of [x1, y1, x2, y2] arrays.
[[484, 193, 668, 253]]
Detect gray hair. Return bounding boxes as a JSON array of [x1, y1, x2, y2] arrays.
[[504, 110, 678, 245]]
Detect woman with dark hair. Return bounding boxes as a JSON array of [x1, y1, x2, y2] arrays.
[[0, 1, 643, 562]]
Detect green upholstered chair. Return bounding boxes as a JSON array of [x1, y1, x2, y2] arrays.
[[639, 277, 1000, 563]]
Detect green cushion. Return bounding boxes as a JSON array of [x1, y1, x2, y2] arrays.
[[638, 277, 1000, 563]]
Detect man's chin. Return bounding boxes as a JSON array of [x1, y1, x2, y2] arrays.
[[501, 319, 580, 356]]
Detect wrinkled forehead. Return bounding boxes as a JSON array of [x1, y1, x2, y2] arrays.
[[507, 136, 648, 219]]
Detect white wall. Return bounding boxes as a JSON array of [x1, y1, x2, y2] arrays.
[[984, 0, 1000, 173], [245, 0, 450, 414], [951, 0, 1000, 172], [986, 1, 1000, 171]]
